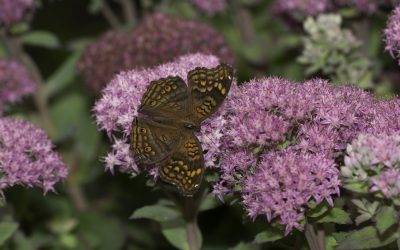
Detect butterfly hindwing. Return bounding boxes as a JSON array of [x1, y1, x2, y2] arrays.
[[130, 117, 179, 165], [159, 132, 204, 196], [139, 76, 189, 119], [188, 63, 233, 124]]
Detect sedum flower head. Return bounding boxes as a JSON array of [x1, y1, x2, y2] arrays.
[[342, 133, 400, 200], [214, 76, 400, 234], [272, 0, 333, 18], [0, 59, 37, 112], [0, 0, 34, 26], [243, 151, 340, 235], [384, 5, 400, 63], [0, 118, 68, 194], [93, 53, 235, 176], [77, 30, 128, 94], [191, 0, 227, 15], [78, 12, 234, 95]]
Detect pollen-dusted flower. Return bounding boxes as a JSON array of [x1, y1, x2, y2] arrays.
[[0, 0, 34, 26], [0, 118, 68, 194], [191, 0, 227, 15], [214, 76, 400, 234], [0, 59, 37, 112], [93, 53, 235, 176], [384, 5, 400, 62], [342, 133, 400, 200], [78, 12, 234, 95]]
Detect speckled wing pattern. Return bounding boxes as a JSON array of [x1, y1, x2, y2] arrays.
[[188, 63, 233, 124], [131, 64, 233, 196], [159, 132, 204, 196], [130, 117, 179, 165], [139, 76, 189, 119]]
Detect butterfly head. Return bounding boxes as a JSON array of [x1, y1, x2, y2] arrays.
[[184, 122, 200, 132]]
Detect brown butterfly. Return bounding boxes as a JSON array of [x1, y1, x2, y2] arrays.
[[130, 63, 233, 196]]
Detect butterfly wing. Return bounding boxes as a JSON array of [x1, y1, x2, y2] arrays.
[[130, 117, 179, 165], [139, 76, 189, 119], [159, 132, 204, 196], [187, 63, 233, 124]]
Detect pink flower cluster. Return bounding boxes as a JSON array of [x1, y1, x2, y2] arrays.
[[384, 5, 400, 63], [244, 151, 339, 235], [272, 0, 333, 17], [0, 118, 67, 193], [0, 0, 34, 26], [214, 77, 400, 234], [78, 12, 234, 94], [272, 0, 387, 18], [0, 59, 37, 113], [93, 53, 234, 176], [342, 133, 400, 200], [191, 0, 227, 15]]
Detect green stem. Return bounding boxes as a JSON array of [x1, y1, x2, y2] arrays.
[[100, 0, 123, 29], [183, 197, 202, 250], [304, 220, 325, 250], [185, 217, 201, 250], [119, 0, 136, 28], [161, 185, 204, 250]]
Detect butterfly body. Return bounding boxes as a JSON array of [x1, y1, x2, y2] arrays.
[[130, 63, 233, 196]]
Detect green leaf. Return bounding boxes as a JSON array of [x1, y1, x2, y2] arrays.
[[89, 0, 103, 13], [375, 206, 397, 234], [45, 52, 81, 97], [161, 219, 189, 250], [13, 231, 34, 250], [335, 226, 398, 250], [355, 213, 372, 226], [130, 204, 181, 223], [48, 218, 78, 235], [78, 213, 124, 250], [21, 31, 60, 48], [315, 208, 351, 224], [307, 201, 329, 217], [229, 242, 260, 250], [199, 194, 221, 212], [352, 199, 368, 211], [325, 235, 337, 250], [0, 222, 18, 245], [50, 93, 100, 163], [254, 228, 284, 243], [344, 182, 369, 194]]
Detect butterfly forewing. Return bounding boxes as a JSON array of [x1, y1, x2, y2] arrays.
[[130, 117, 179, 165], [159, 132, 204, 196], [139, 76, 189, 119], [188, 63, 233, 124]]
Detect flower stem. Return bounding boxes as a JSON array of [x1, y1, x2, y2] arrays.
[[119, 0, 137, 28], [161, 185, 204, 250], [183, 197, 202, 250], [305, 220, 325, 250], [185, 217, 202, 250], [100, 0, 123, 29]]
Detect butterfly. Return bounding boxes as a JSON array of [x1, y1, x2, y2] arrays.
[[130, 63, 233, 196]]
